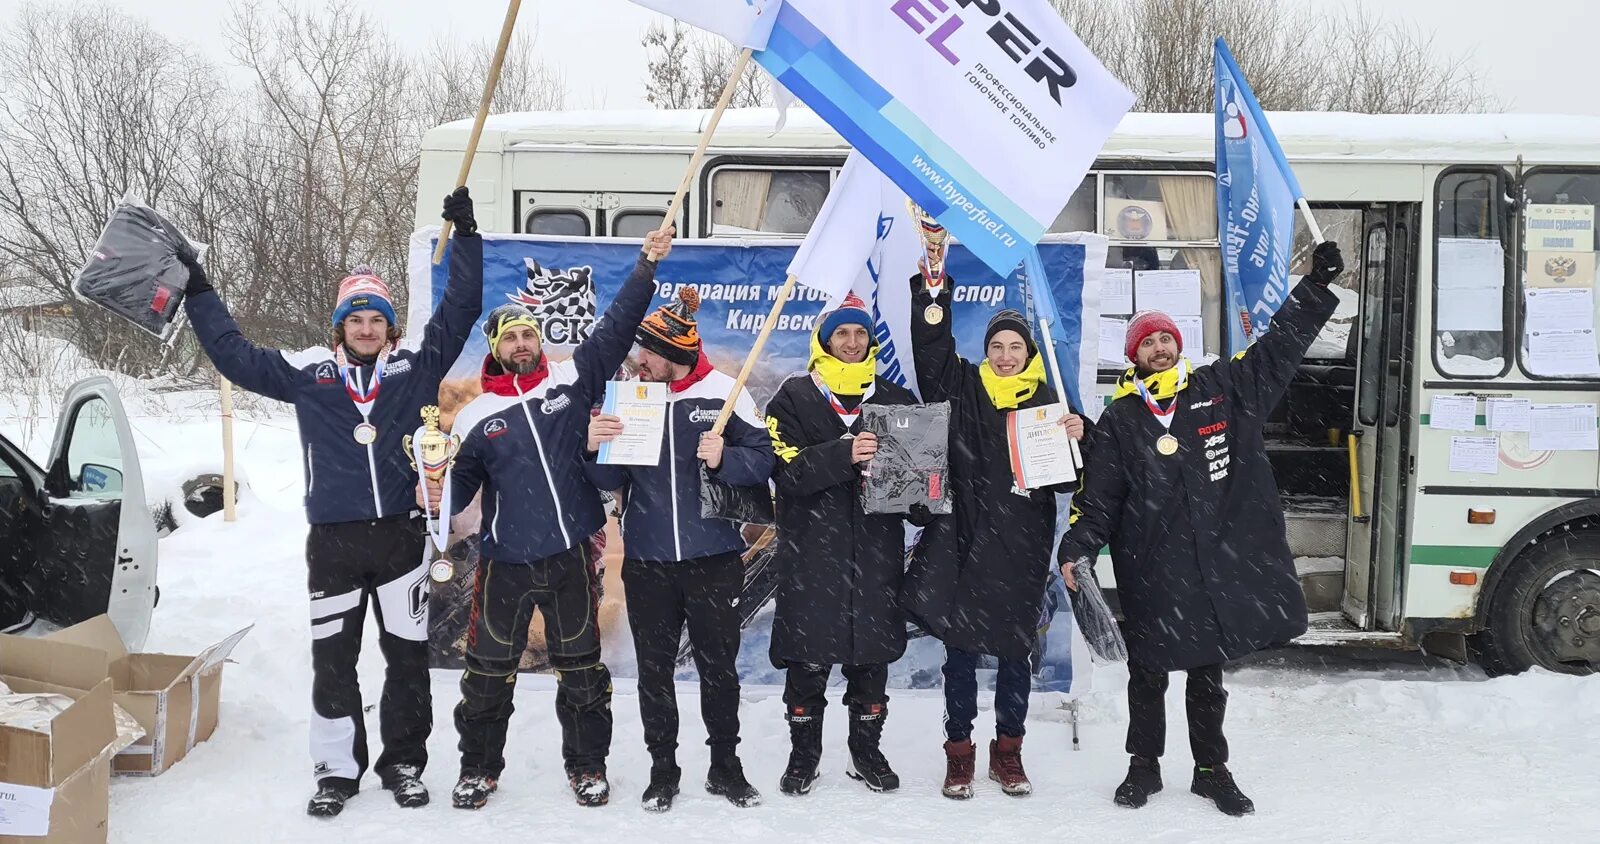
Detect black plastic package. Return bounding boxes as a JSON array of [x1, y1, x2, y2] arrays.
[[1067, 555, 1128, 664], [698, 463, 775, 525], [72, 194, 204, 341], [858, 401, 952, 516]]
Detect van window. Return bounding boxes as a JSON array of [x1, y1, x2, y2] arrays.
[[710, 167, 830, 236], [1519, 169, 1600, 379], [612, 210, 665, 239], [1100, 173, 1222, 365], [1049, 177, 1096, 233], [1293, 209, 1364, 361], [1433, 170, 1508, 378], [525, 209, 591, 237]]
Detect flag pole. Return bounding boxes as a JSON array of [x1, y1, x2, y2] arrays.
[[1037, 317, 1084, 469], [1297, 197, 1325, 244], [711, 274, 796, 435], [220, 375, 237, 522], [432, 0, 523, 265], [663, 48, 752, 230]]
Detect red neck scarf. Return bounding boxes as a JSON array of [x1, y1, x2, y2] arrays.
[[670, 351, 714, 394], [479, 354, 550, 397]]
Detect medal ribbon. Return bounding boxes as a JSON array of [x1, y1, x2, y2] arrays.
[[1132, 366, 1187, 432], [335, 343, 392, 428], [812, 371, 875, 429]]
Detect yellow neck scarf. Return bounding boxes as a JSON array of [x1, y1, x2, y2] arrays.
[[1112, 359, 1194, 401], [808, 331, 876, 395], [979, 353, 1046, 410]]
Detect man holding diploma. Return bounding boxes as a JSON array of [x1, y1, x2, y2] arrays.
[[584, 288, 771, 812], [899, 269, 1084, 801], [424, 226, 675, 810], [1057, 240, 1345, 816]]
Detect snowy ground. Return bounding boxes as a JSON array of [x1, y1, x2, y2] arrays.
[[6, 390, 1600, 843]]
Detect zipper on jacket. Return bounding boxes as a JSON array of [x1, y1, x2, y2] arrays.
[[516, 380, 572, 549], [490, 491, 502, 542], [669, 405, 682, 561]]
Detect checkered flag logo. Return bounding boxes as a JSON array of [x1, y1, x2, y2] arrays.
[[511, 258, 598, 346]]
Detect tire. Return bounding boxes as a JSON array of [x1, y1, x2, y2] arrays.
[[1472, 529, 1600, 677]]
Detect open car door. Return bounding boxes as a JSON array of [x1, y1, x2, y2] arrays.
[[35, 376, 158, 649]]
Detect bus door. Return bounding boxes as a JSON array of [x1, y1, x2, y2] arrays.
[[1344, 203, 1420, 630], [512, 190, 680, 238]]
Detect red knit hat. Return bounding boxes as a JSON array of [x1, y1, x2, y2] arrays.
[[1124, 310, 1182, 364]]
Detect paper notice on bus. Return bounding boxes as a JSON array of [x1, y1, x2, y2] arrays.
[[1099, 317, 1128, 364], [598, 380, 667, 466], [1485, 398, 1532, 432], [1437, 238, 1505, 289], [1448, 436, 1499, 474], [1103, 268, 1134, 314], [1527, 329, 1600, 377], [1526, 250, 1596, 288], [1524, 204, 1596, 252], [1429, 395, 1478, 431], [1173, 315, 1205, 358], [1530, 403, 1599, 452], [1524, 288, 1595, 333], [1135, 270, 1203, 316]]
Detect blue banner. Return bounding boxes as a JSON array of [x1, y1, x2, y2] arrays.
[[1215, 37, 1301, 354]]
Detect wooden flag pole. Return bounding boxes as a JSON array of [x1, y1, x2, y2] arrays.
[[711, 274, 797, 436], [1038, 317, 1084, 469], [1297, 197, 1326, 244], [432, 0, 523, 265], [220, 375, 237, 522]]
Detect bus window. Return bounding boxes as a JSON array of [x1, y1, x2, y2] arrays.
[[612, 210, 665, 238], [710, 167, 830, 236], [1101, 173, 1222, 364], [1433, 169, 1508, 378], [1048, 177, 1096, 233], [1293, 209, 1364, 361], [1358, 224, 1387, 426], [1519, 169, 1600, 379], [526, 208, 591, 237]]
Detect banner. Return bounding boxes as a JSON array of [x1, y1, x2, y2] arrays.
[[406, 229, 1099, 694], [753, 0, 1133, 276], [626, 0, 779, 49], [1215, 37, 1300, 354]]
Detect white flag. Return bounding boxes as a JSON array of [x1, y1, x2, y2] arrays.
[[629, 0, 779, 49]]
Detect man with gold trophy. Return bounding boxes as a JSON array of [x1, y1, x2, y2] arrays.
[[405, 406, 462, 583]]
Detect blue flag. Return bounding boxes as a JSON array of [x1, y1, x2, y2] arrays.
[[1215, 37, 1301, 354], [1014, 239, 1105, 417]]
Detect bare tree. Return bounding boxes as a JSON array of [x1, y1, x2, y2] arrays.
[[419, 32, 568, 127], [1052, 0, 1492, 113], [643, 20, 771, 110]]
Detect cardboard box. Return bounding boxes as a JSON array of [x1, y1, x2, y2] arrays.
[[0, 635, 117, 844], [47, 617, 250, 777]]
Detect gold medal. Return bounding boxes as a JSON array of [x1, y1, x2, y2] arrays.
[[1157, 434, 1179, 456], [353, 422, 378, 445], [924, 303, 945, 325], [429, 559, 455, 583]]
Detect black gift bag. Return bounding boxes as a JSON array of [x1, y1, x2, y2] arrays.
[[858, 401, 952, 516], [72, 194, 203, 341], [698, 464, 775, 525]]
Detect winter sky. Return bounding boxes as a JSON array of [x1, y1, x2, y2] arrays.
[[13, 0, 1600, 115]]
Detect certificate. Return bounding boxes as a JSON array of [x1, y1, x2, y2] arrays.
[[1007, 403, 1078, 489], [598, 380, 668, 466]]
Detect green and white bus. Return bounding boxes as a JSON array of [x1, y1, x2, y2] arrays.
[[416, 108, 1600, 676]]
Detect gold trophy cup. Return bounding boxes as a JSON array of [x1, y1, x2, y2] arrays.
[[906, 200, 951, 324], [404, 405, 461, 582]]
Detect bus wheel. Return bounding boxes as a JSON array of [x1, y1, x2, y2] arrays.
[[1473, 530, 1600, 677]]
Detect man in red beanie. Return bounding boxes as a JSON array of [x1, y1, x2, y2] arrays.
[[1058, 240, 1345, 816]]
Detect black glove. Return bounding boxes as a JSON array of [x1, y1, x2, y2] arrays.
[[442, 186, 478, 236], [1306, 240, 1344, 287], [907, 502, 934, 527], [176, 251, 213, 296]]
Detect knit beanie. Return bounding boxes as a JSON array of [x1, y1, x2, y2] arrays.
[[636, 287, 702, 366], [818, 292, 874, 352], [983, 309, 1037, 358], [1124, 310, 1182, 363], [331, 267, 396, 327]]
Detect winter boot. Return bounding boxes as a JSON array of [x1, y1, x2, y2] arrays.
[[641, 763, 681, 813], [381, 763, 429, 808], [779, 705, 823, 796], [706, 756, 762, 807], [988, 734, 1032, 797], [844, 703, 899, 793], [1114, 756, 1163, 808], [570, 769, 611, 807], [1192, 764, 1255, 816], [941, 740, 976, 800], [451, 773, 497, 810], [306, 781, 357, 818]]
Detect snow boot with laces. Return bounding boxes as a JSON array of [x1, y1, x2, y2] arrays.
[[706, 756, 762, 807], [1114, 756, 1163, 808], [569, 769, 611, 807], [779, 705, 823, 796], [941, 740, 976, 799], [641, 762, 680, 813], [381, 763, 429, 808], [1192, 764, 1255, 816], [988, 734, 1031, 796], [844, 703, 899, 793], [306, 781, 357, 818], [452, 773, 497, 810]]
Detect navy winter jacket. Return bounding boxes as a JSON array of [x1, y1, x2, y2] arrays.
[[185, 234, 483, 525], [448, 252, 658, 564], [583, 361, 773, 563]]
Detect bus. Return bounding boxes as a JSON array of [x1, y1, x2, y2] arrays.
[[416, 107, 1600, 677]]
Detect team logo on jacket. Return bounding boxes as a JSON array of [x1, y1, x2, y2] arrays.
[[542, 393, 573, 415], [314, 362, 337, 383], [383, 359, 412, 377], [484, 418, 509, 439], [510, 259, 597, 346], [688, 406, 721, 424]]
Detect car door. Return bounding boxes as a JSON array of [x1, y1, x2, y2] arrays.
[[36, 376, 157, 649]]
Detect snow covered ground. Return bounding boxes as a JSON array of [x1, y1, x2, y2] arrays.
[[6, 391, 1600, 843]]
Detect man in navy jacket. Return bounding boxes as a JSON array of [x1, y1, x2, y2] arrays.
[[182, 189, 483, 817], [584, 287, 772, 813], [434, 226, 674, 810]]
